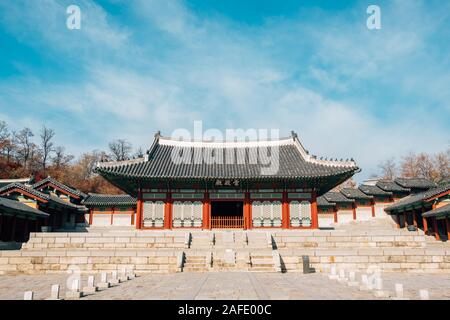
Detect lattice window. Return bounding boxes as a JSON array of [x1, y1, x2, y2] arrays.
[[289, 201, 301, 220], [193, 201, 203, 219], [143, 201, 165, 227], [300, 201, 311, 219], [262, 201, 271, 219], [272, 201, 282, 219]]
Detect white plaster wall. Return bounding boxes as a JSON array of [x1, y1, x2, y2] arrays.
[[319, 213, 335, 228], [112, 214, 132, 226], [92, 214, 111, 226], [356, 207, 372, 221], [337, 210, 353, 224]]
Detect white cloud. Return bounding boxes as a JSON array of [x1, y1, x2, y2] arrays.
[[0, 0, 448, 183]]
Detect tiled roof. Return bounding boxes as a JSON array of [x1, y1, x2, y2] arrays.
[[317, 195, 336, 207], [394, 178, 436, 190], [0, 183, 83, 211], [0, 196, 49, 218], [385, 184, 450, 213], [82, 194, 137, 207], [376, 180, 410, 193], [95, 133, 359, 180], [0, 183, 50, 201], [359, 184, 392, 196], [340, 188, 373, 200], [32, 177, 87, 199], [0, 178, 32, 189], [422, 203, 450, 218], [323, 192, 354, 204]]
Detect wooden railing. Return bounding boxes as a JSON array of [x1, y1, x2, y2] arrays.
[[211, 216, 244, 229]]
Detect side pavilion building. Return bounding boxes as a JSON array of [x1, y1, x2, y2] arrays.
[[95, 132, 359, 230]]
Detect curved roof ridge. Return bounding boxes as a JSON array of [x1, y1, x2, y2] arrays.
[[96, 157, 146, 169]]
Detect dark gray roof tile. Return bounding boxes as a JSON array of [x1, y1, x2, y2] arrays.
[[323, 191, 354, 204], [376, 180, 410, 192], [340, 188, 373, 200], [95, 134, 359, 180], [0, 196, 49, 218], [394, 178, 437, 190], [82, 194, 137, 207], [385, 184, 450, 213], [359, 185, 392, 196]]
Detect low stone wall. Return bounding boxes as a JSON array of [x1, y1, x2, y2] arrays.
[[0, 229, 449, 275], [0, 249, 180, 275], [279, 247, 450, 273], [22, 231, 188, 250]]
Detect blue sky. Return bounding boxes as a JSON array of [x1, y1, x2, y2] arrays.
[[0, 0, 449, 182]]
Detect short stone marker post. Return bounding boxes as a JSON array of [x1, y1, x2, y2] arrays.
[[337, 269, 348, 283], [359, 274, 370, 291], [347, 271, 359, 287], [109, 271, 120, 285], [393, 283, 409, 300], [373, 277, 389, 298], [65, 279, 82, 299], [419, 289, 429, 300], [328, 265, 338, 280], [97, 272, 111, 290], [127, 267, 136, 279], [45, 284, 60, 300], [82, 275, 98, 294], [24, 291, 34, 300], [119, 268, 129, 282]]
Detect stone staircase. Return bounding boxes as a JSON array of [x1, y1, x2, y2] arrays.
[[1, 224, 449, 275], [250, 253, 277, 272], [182, 254, 210, 272]]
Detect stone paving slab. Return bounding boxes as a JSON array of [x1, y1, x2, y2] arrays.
[[2, 272, 448, 300]]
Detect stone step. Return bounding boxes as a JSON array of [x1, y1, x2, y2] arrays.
[[251, 260, 274, 265]]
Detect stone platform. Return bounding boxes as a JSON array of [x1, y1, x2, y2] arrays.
[[1, 219, 449, 275]]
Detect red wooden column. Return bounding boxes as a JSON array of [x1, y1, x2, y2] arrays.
[[131, 208, 136, 226], [433, 218, 440, 240], [403, 212, 407, 227], [395, 214, 400, 229], [311, 191, 319, 229], [202, 192, 211, 230], [88, 208, 93, 225], [164, 192, 172, 229], [136, 189, 143, 229], [371, 201, 376, 218], [412, 210, 418, 228], [333, 207, 338, 223], [244, 192, 251, 230], [281, 191, 289, 229], [352, 203, 357, 220], [111, 207, 115, 225]]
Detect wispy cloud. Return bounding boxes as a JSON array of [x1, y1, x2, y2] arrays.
[[0, 0, 448, 181]]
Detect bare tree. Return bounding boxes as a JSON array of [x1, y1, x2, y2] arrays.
[[108, 139, 132, 161], [400, 152, 419, 178], [52, 146, 74, 169], [415, 153, 436, 180], [378, 157, 397, 180], [434, 149, 450, 182], [14, 128, 35, 168], [39, 126, 55, 174], [134, 146, 145, 158], [0, 121, 12, 161]]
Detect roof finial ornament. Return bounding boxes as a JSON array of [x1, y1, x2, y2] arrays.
[[291, 131, 298, 140], [155, 131, 161, 139]]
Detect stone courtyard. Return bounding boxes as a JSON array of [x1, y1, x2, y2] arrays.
[[1, 272, 450, 300], [0, 218, 449, 300]]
